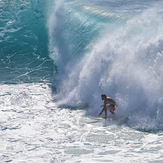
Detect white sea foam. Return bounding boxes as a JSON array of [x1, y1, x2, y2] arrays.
[[1, 84, 163, 163], [0, 84, 163, 163]]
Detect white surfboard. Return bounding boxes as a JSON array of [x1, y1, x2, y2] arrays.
[[88, 117, 111, 120]]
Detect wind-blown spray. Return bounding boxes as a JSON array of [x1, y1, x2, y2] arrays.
[[49, 0, 163, 130]]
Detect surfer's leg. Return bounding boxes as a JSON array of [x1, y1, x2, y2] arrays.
[[104, 107, 107, 119], [108, 105, 115, 115]]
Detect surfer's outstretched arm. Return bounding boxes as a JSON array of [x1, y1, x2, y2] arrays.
[[98, 107, 105, 116]]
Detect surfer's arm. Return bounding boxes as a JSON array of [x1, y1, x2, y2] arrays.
[[98, 104, 106, 116], [99, 100, 107, 116], [98, 108, 104, 116]]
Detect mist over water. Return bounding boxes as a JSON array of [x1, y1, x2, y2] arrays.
[[49, 0, 163, 130]]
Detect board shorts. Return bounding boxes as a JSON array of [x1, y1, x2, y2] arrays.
[[107, 104, 116, 114]]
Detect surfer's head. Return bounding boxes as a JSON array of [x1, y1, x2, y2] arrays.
[[101, 94, 106, 100]]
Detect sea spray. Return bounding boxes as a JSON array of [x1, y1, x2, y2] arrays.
[[49, 0, 163, 130]]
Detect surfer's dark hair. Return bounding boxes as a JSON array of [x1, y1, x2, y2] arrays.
[[101, 94, 106, 99]]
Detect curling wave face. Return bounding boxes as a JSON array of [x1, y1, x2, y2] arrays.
[[49, 0, 163, 130]]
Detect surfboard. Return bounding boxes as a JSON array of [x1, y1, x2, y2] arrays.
[[87, 116, 128, 121], [88, 117, 111, 120]]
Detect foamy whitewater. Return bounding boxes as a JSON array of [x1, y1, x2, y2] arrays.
[[1, 0, 163, 162]]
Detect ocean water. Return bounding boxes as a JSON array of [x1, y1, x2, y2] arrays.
[[1, 0, 163, 162]]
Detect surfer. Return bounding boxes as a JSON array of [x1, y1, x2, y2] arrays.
[[98, 94, 117, 119]]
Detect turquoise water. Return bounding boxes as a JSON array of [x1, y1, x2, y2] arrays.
[[1, 0, 163, 162], [0, 0, 53, 83]]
